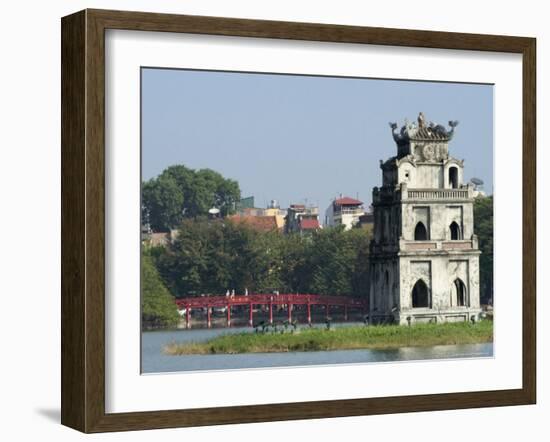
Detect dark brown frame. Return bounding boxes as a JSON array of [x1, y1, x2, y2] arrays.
[[61, 8, 536, 433]]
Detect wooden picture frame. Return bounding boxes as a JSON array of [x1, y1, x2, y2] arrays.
[[61, 8, 536, 433]]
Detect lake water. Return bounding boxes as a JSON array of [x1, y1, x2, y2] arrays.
[[141, 323, 493, 374]]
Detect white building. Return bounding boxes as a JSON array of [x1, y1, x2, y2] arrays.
[[325, 197, 364, 230], [369, 113, 481, 325]]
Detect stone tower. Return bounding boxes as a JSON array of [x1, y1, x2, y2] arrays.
[[368, 113, 481, 325]]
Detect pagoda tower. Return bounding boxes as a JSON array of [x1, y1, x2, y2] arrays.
[[368, 113, 481, 325]]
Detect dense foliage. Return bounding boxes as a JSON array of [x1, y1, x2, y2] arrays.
[[142, 165, 240, 231], [474, 195, 494, 304], [141, 252, 179, 329], [152, 219, 371, 299]]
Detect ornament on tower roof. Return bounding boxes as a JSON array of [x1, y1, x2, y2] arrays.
[[418, 112, 426, 129], [389, 112, 459, 145]]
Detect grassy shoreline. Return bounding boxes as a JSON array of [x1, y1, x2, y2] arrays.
[[163, 320, 493, 355]]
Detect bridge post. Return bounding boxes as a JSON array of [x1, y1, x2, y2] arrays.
[[269, 302, 273, 324], [307, 302, 311, 324], [288, 303, 292, 323], [326, 304, 330, 320], [186, 307, 191, 329], [207, 306, 211, 328], [249, 303, 253, 327], [227, 304, 231, 327], [344, 305, 348, 321]]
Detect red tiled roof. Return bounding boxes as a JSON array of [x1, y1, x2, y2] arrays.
[[300, 218, 320, 230], [228, 215, 278, 232], [334, 197, 363, 206]]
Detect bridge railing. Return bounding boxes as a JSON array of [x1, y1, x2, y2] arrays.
[[175, 293, 366, 308], [175, 293, 367, 328]]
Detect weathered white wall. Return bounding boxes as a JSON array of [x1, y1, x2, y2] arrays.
[[413, 163, 442, 187], [398, 255, 480, 314], [402, 202, 475, 241], [369, 258, 400, 315]]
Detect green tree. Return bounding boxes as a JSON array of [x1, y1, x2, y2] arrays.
[[156, 218, 216, 296], [152, 218, 372, 299], [348, 228, 372, 297], [278, 233, 312, 293], [142, 174, 184, 232], [142, 164, 241, 231], [252, 230, 286, 293], [141, 253, 179, 329], [156, 219, 270, 297], [474, 195, 494, 304], [306, 227, 371, 296]]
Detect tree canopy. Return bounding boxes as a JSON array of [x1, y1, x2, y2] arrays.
[[152, 219, 372, 299], [474, 195, 493, 304], [142, 165, 240, 231], [141, 252, 179, 329]]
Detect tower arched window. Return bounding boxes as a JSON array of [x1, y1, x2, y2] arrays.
[[449, 166, 459, 189], [414, 222, 428, 240], [449, 221, 461, 240], [412, 279, 430, 308], [453, 278, 467, 307]]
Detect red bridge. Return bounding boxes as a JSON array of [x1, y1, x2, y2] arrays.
[[175, 293, 367, 328]]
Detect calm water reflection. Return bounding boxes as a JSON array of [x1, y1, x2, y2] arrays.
[[141, 323, 493, 374]]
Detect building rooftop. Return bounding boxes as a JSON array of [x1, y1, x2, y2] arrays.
[[300, 218, 320, 230], [334, 197, 363, 206], [228, 215, 279, 232]]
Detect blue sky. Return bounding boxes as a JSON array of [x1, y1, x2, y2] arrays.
[[142, 68, 493, 216]]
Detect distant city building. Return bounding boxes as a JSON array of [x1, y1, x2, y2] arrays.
[[357, 211, 374, 231], [149, 232, 170, 247], [228, 214, 279, 232], [299, 217, 321, 232], [262, 200, 285, 229], [141, 222, 151, 242], [236, 207, 265, 217], [235, 196, 263, 217], [235, 197, 287, 229], [262, 208, 286, 229], [325, 196, 365, 230], [143, 229, 180, 247], [236, 196, 255, 211], [285, 204, 320, 234], [472, 189, 487, 198]]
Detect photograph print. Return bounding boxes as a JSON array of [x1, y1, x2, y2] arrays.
[[140, 68, 494, 374]]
